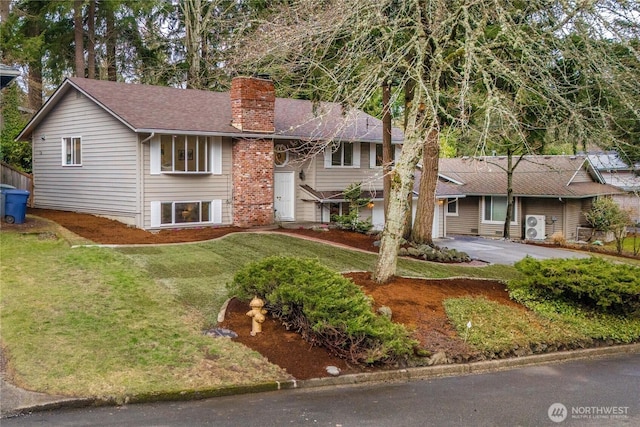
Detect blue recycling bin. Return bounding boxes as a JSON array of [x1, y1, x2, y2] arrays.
[[3, 189, 30, 224], [0, 183, 16, 220]]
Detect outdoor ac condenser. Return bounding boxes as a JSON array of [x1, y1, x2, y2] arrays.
[[525, 215, 545, 240]]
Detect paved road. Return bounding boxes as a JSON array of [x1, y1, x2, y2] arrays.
[[4, 353, 638, 426], [435, 236, 590, 265]]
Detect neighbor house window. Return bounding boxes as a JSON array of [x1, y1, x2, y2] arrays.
[[446, 198, 458, 216], [483, 196, 516, 223], [332, 142, 353, 166], [160, 135, 209, 172], [62, 137, 81, 166], [370, 143, 399, 167], [161, 201, 211, 225], [324, 142, 360, 168]]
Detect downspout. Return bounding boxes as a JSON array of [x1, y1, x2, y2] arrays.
[[140, 132, 155, 144]]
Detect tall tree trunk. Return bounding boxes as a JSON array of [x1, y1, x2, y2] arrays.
[[503, 149, 514, 239], [87, 0, 96, 79], [401, 80, 417, 240], [373, 94, 425, 283], [411, 129, 439, 244], [106, 4, 117, 81], [74, 0, 84, 77], [26, 17, 43, 110], [382, 82, 392, 218]]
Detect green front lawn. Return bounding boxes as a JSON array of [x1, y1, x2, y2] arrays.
[[0, 230, 516, 399]]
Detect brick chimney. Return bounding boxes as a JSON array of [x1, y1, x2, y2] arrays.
[[230, 76, 276, 227], [230, 76, 275, 133]]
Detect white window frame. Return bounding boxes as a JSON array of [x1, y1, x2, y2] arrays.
[[446, 198, 458, 216], [324, 142, 360, 168], [369, 143, 401, 168], [62, 136, 82, 166], [151, 135, 222, 175], [481, 196, 518, 224], [150, 199, 223, 227]]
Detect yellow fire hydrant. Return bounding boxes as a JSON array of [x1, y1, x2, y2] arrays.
[[246, 296, 267, 336]]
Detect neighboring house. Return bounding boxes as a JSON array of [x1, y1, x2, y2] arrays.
[[434, 155, 624, 240], [588, 152, 640, 225], [17, 76, 404, 230], [0, 64, 21, 89]]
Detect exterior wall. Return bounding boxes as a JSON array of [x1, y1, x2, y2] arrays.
[[141, 136, 233, 229], [521, 198, 566, 238], [565, 199, 587, 240], [445, 197, 479, 235], [613, 193, 640, 224], [31, 89, 139, 225], [314, 143, 384, 192], [571, 167, 593, 183], [232, 138, 274, 226]]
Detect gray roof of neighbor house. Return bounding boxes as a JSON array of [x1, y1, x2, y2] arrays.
[[0, 64, 21, 89], [17, 77, 404, 143], [436, 155, 623, 198], [588, 152, 640, 191]]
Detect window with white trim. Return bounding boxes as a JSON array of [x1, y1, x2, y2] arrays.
[[370, 143, 399, 167], [482, 196, 517, 223], [332, 142, 353, 166], [161, 201, 211, 225], [446, 198, 458, 216], [62, 137, 82, 166], [324, 142, 360, 168], [160, 135, 210, 173]]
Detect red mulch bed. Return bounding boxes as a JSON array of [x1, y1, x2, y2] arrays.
[[4, 209, 512, 379]]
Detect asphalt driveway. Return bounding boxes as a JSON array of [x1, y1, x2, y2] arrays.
[[435, 236, 590, 265]]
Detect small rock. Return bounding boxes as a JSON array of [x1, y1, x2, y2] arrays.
[[377, 306, 393, 320], [325, 365, 341, 376], [427, 351, 448, 366], [204, 328, 238, 338]]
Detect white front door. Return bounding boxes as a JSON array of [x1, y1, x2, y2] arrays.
[[274, 172, 295, 221]]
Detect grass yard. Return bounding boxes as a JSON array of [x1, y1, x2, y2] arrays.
[[0, 230, 517, 400]]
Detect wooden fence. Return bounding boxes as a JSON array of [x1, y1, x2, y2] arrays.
[[1, 161, 34, 207]]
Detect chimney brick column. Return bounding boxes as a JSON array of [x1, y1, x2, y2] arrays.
[[232, 139, 274, 227]]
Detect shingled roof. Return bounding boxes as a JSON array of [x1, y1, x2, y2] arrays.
[[18, 77, 404, 143], [436, 155, 623, 198]]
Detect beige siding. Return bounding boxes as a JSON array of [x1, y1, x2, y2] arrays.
[[564, 199, 586, 240], [446, 197, 479, 235], [314, 143, 384, 192], [613, 193, 640, 224], [31, 89, 139, 225], [522, 198, 565, 238], [142, 136, 233, 228], [571, 168, 592, 183]]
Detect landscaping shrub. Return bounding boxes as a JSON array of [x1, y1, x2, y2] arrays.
[[509, 257, 640, 317], [227, 256, 417, 365]]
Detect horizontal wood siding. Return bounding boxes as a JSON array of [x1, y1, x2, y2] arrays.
[[314, 143, 384, 192], [521, 198, 565, 238], [571, 167, 592, 183], [564, 199, 586, 240], [142, 136, 233, 228], [613, 194, 640, 224], [31, 90, 138, 224], [446, 197, 479, 235]]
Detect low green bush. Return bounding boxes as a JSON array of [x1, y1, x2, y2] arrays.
[[509, 257, 640, 317], [227, 256, 417, 365]]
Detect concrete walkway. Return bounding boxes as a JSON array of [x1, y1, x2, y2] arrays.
[[435, 236, 590, 265]]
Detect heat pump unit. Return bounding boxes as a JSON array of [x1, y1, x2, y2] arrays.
[[525, 215, 545, 240]]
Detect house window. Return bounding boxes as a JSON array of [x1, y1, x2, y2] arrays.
[[446, 198, 458, 216], [160, 135, 209, 173], [161, 201, 211, 225], [332, 142, 354, 166], [483, 196, 517, 223], [62, 137, 81, 166]]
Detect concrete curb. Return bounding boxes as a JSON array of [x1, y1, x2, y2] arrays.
[[3, 343, 638, 419]]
